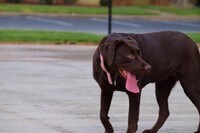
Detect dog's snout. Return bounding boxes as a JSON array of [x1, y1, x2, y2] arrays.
[[144, 65, 152, 73]]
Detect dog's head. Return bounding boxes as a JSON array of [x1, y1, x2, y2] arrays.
[[99, 35, 152, 93]]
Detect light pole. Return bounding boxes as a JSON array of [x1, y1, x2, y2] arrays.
[[108, 0, 112, 34]]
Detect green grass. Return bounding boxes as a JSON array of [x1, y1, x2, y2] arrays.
[[0, 30, 199, 44], [0, 30, 104, 44], [0, 4, 107, 14], [187, 33, 200, 43], [140, 5, 200, 15], [0, 4, 157, 15], [0, 4, 199, 16], [112, 6, 157, 15]]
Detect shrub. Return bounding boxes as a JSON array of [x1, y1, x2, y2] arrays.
[[100, 0, 109, 6], [45, 0, 53, 4], [64, 0, 77, 4], [7, 0, 20, 3], [39, 0, 53, 4]]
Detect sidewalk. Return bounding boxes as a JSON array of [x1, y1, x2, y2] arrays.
[[0, 44, 198, 133]]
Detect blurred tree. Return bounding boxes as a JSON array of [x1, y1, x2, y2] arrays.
[[45, 0, 52, 4], [100, 0, 108, 6], [39, 0, 53, 4], [65, 0, 77, 4], [8, 0, 20, 3]]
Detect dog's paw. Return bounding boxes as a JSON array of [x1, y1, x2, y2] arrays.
[[105, 131, 114, 133], [105, 129, 114, 133], [126, 130, 136, 133], [143, 129, 154, 133]]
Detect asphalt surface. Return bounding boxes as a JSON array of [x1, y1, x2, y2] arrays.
[[0, 15, 200, 34], [0, 44, 199, 133]]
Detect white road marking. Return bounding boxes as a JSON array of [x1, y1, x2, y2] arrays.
[[161, 20, 200, 28], [90, 18, 141, 28], [26, 16, 73, 27]]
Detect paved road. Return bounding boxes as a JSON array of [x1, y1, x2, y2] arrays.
[[0, 15, 200, 34], [0, 44, 198, 133]]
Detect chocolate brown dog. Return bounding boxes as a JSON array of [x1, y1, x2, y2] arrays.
[[93, 31, 200, 133]]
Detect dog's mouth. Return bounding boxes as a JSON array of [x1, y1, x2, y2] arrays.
[[118, 68, 140, 93], [118, 68, 128, 79], [118, 68, 138, 82]]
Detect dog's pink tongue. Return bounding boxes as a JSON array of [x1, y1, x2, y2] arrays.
[[126, 72, 140, 93]]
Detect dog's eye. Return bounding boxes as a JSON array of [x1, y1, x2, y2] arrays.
[[127, 54, 135, 60]]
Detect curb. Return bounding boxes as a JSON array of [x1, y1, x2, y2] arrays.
[[0, 12, 200, 21]]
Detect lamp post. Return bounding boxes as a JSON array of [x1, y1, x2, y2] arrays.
[[108, 0, 112, 34]]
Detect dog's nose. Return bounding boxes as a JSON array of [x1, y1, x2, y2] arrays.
[[144, 65, 152, 73]]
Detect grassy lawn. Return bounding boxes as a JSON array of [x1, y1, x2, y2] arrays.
[[0, 30, 104, 44], [112, 6, 158, 15], [0, 4, 107, 14], [0, 4, 157, 15], [187, 33, 200, 43], [0, 4, 199, 16], [0, 30, 199, 44], [140, 5, 200, 16]]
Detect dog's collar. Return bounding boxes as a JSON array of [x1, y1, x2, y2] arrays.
[[100, 53, 113, 85]]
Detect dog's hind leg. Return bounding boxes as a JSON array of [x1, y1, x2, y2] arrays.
[[179, 74, 200, 133], [143, 77, 177, 133], [178, 54, 200, 133]]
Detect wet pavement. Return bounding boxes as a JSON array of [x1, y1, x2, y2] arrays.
[[0, 44, 198, 133]]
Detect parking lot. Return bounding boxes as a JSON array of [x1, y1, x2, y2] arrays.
[[0, 44, 198, 133], [1, 15, 200, 34]]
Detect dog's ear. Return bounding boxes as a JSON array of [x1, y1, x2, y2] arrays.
[[107, 42, 120, 66], [99, 39, 122, 66], [99, 36, 139, 66]]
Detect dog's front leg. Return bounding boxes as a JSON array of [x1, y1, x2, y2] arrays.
[[100, 88, 114, 133], [127, 92, 141, 133]]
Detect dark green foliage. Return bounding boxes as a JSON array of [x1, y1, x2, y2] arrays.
[[7, 0, 20, 3], [39, 0, 53, 4], [64, 0, 77, 4], [45, 0, 53, 4], [100, 0, 109, 6]]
